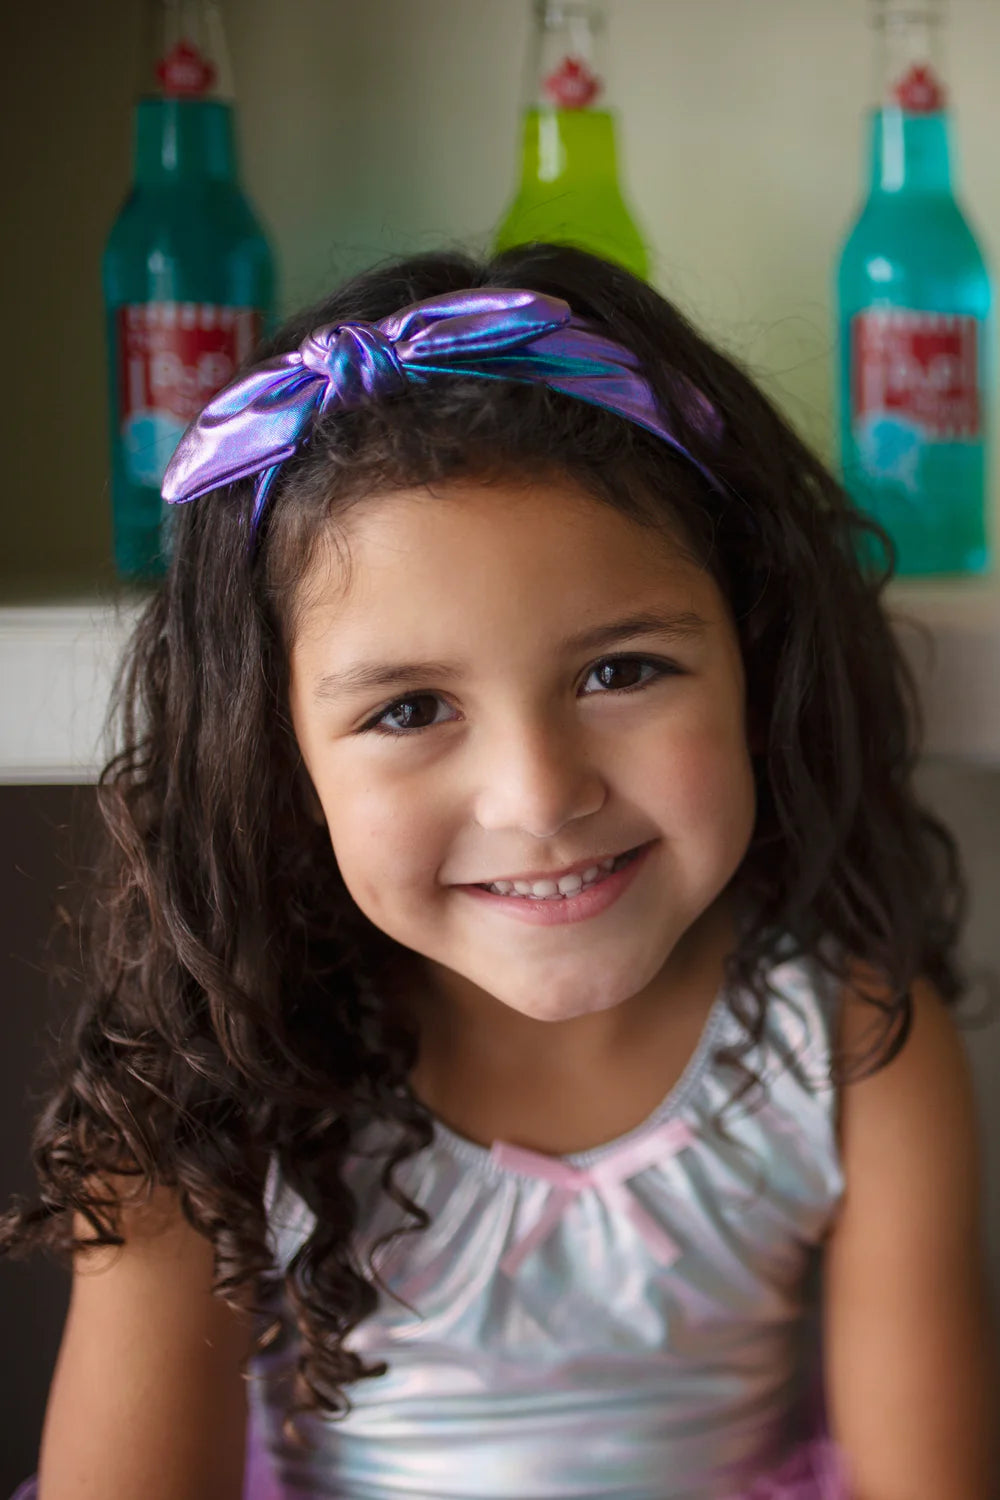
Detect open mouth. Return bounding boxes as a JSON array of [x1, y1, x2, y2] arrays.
[[475, 843, 648, 900]]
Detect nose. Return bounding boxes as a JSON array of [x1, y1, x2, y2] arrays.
[[472, 713, 606, 839]]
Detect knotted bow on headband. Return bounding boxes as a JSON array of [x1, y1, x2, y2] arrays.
[[161, 287, 727, 532]]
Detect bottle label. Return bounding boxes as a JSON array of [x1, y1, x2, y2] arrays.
[[156, 39, 217, 98], [850, 309, 981, 490], [542, 56, 602, 109], [892, 63, 947, 114], [116, 303, 260, 488]]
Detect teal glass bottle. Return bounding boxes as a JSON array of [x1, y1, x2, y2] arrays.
[[835, 0, 992, 576], [102, 0, 275, 583]]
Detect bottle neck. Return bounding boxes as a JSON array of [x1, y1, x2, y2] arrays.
[[867, 1, 953, 193], [143, 0, 234, 99], [526, 0, 609, 109], [867, 107, 953, 194], [134, 97, 238, 181], [519, 105, 621, 188], [136, 0, 237, 179], [518, 0, 620, 186]]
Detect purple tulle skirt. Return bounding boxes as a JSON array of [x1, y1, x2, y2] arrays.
[[716, 1375, 851, 1500], [720, 1434, 851, 1500]]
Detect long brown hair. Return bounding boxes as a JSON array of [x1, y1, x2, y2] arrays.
[[0, 243, 966, 1444]]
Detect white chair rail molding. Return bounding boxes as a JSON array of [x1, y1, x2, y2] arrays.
[[1, 580, 1000, 783]]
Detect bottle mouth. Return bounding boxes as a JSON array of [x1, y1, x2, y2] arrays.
[[143, 0, 236, 102], [536, 0, 607, 24], [873, 3, 942, 24]]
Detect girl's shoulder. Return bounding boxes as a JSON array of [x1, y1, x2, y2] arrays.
[[817, 970, 994, 1492], [40, 1180, 256, 1496]]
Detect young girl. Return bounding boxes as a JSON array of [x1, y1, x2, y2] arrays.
[[3, 244, 996, 1500]]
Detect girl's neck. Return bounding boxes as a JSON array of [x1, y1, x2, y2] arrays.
[[393, 891, 738, 1085], [398, 900, 736, 1157]]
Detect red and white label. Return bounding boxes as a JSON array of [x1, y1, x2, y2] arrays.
[[156, 39, 217, 98], [117, 302, 259, 426], [542, 56, 602, 109], [892, 63, 947, 114], [851, 310, 981, 439]]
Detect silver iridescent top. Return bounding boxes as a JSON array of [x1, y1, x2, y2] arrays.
[[247, 949, 844, 1500]]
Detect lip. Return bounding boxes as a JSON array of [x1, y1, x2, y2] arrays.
[[458, 841, 655, 926], [463, 846, 640, 887]]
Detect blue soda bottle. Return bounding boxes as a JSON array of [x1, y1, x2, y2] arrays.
[[835, 0, 993, 576], [102, 0, 276, 582]]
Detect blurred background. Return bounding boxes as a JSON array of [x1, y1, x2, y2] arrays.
[[2, 0, 999, 1489], [5, 0, 1000, 589]]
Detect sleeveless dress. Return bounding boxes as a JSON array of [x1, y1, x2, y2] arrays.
[[240, 948, 851, 1500], [6, 948, 851, 1500]]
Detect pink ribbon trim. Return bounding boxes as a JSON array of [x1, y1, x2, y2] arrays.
[[491, 1116, 694, 1277]]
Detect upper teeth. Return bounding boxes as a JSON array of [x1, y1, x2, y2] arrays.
[[486, 855, 617, 899]]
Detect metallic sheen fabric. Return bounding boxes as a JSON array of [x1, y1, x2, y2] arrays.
[[247, 950, 844, 1499], [159, 287, 727, 532]]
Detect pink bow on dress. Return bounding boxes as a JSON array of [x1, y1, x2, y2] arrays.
[[491, 1116, 695, 1277]]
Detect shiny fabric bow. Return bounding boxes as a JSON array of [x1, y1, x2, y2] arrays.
[[160, 288, 726, 532]]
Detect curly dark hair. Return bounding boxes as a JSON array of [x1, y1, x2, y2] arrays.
[[1, 243, 967, 1448]]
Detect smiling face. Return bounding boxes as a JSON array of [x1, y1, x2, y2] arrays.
[[287, 474, 757, 1043]]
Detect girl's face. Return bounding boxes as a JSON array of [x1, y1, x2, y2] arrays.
[[288, 476, 756, 1032]]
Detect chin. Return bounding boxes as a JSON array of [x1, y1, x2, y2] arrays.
[[487, 971, 640, 1024]]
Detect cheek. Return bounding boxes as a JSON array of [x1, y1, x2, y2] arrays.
[[638, 704, 756, 843], [318, 774, 448, 907]]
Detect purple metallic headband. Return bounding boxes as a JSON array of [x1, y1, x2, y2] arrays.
[[161, 287, 727, 533]]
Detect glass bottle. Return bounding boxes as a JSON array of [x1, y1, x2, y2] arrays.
[[834, 0, 993, 576], [102, 0, 276, 583], [494, 0, 650, 280]]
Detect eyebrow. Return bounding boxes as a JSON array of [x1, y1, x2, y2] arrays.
[[311, 609, 710, 702]]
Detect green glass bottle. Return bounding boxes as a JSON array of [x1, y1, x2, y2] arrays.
[[494, 0, 650, 280]]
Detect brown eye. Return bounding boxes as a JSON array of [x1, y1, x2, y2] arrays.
[[364, 693, 452, 735], [583, 656, 678, 695]]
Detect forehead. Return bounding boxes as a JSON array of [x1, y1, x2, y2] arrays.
[[290, 477, 721, 643]]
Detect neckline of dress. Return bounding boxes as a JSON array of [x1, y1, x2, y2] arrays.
[[427, 979, 734, 1179]]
